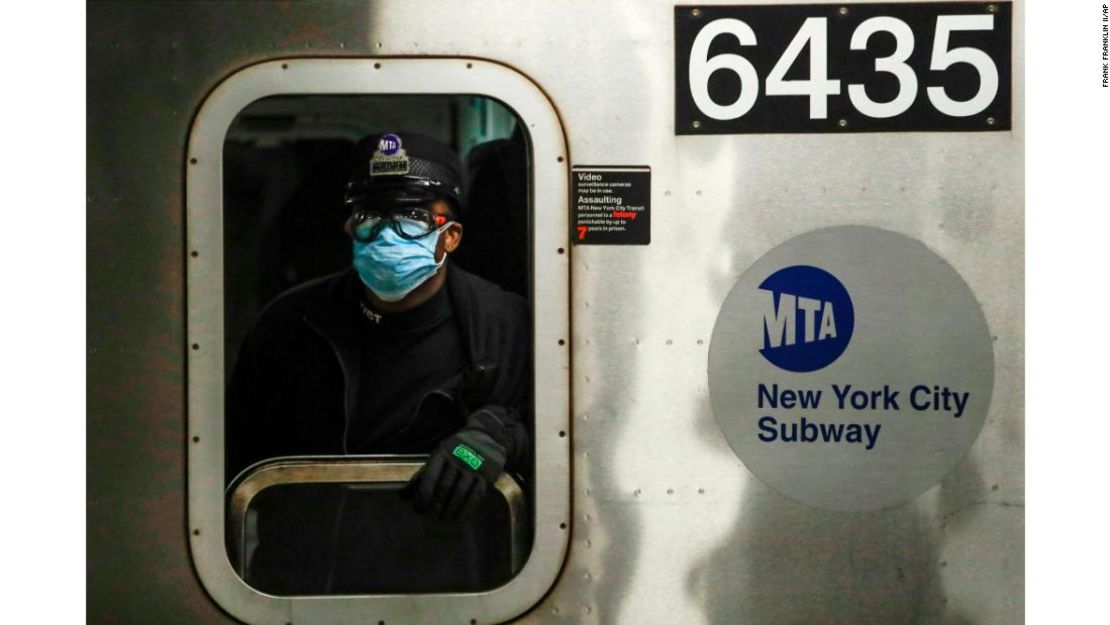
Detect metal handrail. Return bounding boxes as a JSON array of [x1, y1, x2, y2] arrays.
[[226, 455, 528, 584]]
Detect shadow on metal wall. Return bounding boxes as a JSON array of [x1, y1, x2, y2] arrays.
[[687, 460, 987, 625]]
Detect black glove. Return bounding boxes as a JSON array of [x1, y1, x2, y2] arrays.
[[400, 411, 508, 520]]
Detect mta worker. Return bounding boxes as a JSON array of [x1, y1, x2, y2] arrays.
[[227, 132, 531, 521]]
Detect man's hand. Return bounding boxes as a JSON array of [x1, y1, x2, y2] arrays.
[[400, 413, 508, 520]]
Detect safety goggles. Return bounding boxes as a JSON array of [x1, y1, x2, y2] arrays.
[[350, 205, 452, 242]]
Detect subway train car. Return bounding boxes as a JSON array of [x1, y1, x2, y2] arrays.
[[87, 1, 1023, 623]]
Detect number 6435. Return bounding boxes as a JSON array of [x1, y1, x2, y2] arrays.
[[689, 14, 999, 120]]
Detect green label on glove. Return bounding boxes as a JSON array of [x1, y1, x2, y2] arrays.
[[452, 444, 484, 471]]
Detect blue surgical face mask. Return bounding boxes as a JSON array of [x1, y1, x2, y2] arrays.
[[352, 222, 450, 302]]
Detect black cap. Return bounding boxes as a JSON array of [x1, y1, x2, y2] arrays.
[[345, 132, 465, 218]]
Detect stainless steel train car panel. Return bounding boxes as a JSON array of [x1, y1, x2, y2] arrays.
[[88, 2, 1023, 623]]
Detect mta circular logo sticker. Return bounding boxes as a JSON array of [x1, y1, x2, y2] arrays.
[[378, 133, 402, 156], [708, 226, 994, 511], [758, 265, 854, 372]]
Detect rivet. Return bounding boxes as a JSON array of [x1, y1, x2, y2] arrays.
[[466, 63, 473, 69], [280, 63, 288, 70], [558, 339, 566, 346], [190, 251, 199, 258], [838, 119, 848, 128], [191, 343, 199, 351], [192, 436, 200, 443], [691, 8, 701, 17], [192, 529, 200, 536], [692, 120, 702, 129], [559, 431, 567, 438], [557, 156, 564, 163], [374, 62, 381, 69], [557, 247, 565, 254], [987, 4, 998, 13], [839, 6, 849, 15], [986, 117, 996, 126], [560, 522, 567, 529], [189, 158, 198, 165]]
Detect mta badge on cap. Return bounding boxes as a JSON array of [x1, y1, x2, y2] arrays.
[[346, 132, 465, 216], [370, 133, 410, 176]]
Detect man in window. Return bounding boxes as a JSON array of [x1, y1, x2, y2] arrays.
[[226, 132, 531, 591]]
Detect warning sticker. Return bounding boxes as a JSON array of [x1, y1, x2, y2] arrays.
[[572, 166, 650, 245]]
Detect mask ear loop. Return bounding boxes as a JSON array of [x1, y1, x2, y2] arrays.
[[431, 221, 455, 268]]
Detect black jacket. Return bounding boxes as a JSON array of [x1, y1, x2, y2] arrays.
[[226, 264, 532, 484]]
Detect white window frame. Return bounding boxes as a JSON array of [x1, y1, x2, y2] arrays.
[[186, 57, 570, 625]]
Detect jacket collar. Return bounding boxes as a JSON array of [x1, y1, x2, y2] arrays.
[[302, 264, 493, 371]]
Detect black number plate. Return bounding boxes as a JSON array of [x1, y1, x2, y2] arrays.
[[674, 2, 1012, 134]]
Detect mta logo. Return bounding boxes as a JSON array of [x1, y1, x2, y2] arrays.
[[378, 133, 402, 156], [758, 265, 854, 372], [762, 292, 838, 347]]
